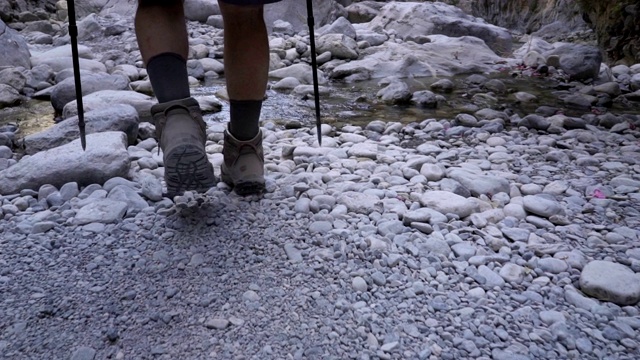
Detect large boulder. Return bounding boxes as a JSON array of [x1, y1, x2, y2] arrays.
[[316, 33, 359, 60], [345, 1, 384, 24], [30, 56, 106, 73], [23, 104, 139, 154], [0, 84, 22, 108], [368, 2, 513, 56], [264, 0, 346, 32], [77, 13, 104, 41], [544, 43, 603, 81], [0, 19, 31, 69], [329, 36, 505, 81], [96, 0, 137, 17], [50, 73, 131, 114], [0, 68, 27, 92], [441, 0, 588, 39], [62, 90, 155, 122], [184, 0, 220, 22], [0, 2, 11, 22], [0, 131, 130, 196], [30, 44, 94, 63]]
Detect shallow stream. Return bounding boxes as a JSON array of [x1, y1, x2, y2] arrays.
[[3, 71, 639, 141]]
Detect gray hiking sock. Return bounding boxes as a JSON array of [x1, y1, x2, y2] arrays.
[[146, 52, 191, 103], [229, 99, 262, 141]]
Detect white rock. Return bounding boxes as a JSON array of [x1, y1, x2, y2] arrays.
[[419, 191, 479, 218], [337, 191, 382, 214], [580, 261, 640, 306], [74, 199, 128, 225], [499, 263, 525, 284], [447, 168, 510, 197], [0, 132, 130, 196], [523, 195, 564, 218], [420, 163, 444, 181]]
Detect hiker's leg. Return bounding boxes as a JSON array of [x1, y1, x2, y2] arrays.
[[135, 0, 215, 196], [219, 1, 269, 140], [219, 1, 281, 195], [135, 0, 190, 102]]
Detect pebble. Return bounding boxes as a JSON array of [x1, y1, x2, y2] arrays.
[[352, 276, 368, 292], [284, 243, 303, 263], [537, 258, 568, 274], [539, 310, 565, 325], [205, 318, 230, 330], [371, 271, 387, 286], [242, 290, 261, 302], [523, 195, 564, 218], [478, 265, 505, 288], [71, 347, 96, 360], [499, 263, 525, 284]]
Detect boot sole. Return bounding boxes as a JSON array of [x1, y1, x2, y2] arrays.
[[164, 144, 216, 197], [221, 171, 265, 196]]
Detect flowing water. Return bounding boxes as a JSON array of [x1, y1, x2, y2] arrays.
[[2, 72, 638, 141]]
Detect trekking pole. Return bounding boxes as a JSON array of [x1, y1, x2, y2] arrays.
[[306, 0, 322, 146], [67, 0, 87, 150]]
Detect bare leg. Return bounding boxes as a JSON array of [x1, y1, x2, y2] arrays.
[[219, 2, 269, 101], [219, 2, 267, 194], [135, 0, 215, 196], [135, 0, 190, 102], [135, 0, 188, 63]]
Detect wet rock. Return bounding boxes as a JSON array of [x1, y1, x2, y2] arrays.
[[544, 43, 602, 81], [518, 114, 550, 131], [377, 81, 412, 105], [431, 78, 454, 93], [0, 85, 22, 109], [269, 63, 325, 85], [411, 90, 439, 108]]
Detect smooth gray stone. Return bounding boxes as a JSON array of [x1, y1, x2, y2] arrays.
[[70, 346, 96, 360], [419, 191, 479, 218], [523, 195, 564, 218], [580, 260, 640, 306], [25, 105, 139, 155], [74, 199, 128, 225], [0, 132, 130, 196]]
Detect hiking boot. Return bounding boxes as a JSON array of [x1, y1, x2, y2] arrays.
[[151, 97, 216, 197], [221, 129, 265, 195]]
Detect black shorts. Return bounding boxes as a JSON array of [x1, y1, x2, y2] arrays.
[[219, 0, 282, 5]]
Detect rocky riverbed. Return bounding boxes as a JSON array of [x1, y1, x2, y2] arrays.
[[1, 1, 640, 359]]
